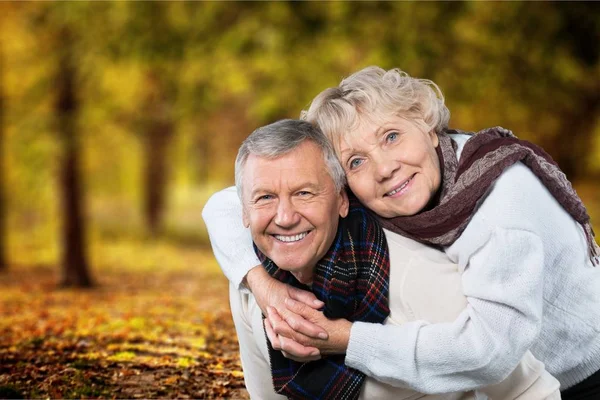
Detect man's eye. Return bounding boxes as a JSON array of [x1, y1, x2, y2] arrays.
[[350, 158, 364, 169], [298, 191, 312, 196], [257, 195, 273, 201]]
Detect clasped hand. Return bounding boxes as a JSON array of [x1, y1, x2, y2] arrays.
[[246, 267, 352, 362]]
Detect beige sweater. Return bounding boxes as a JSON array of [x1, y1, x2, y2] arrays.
[[359, 229, 560, 399]]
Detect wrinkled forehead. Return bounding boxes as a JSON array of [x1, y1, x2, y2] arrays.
[[243, 145, 334, 194], [328, 108, 399, 156]]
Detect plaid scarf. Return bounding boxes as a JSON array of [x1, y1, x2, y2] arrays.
[[378, 126, 599, 265], [255, 194, 390, 400]]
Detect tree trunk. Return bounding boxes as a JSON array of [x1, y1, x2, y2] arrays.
[[195, 129, 210, 183], [144, 118, 173, 236], [0, 41, 6, 271], [55, 27, 93, 288], [142, 72, 174, 236]]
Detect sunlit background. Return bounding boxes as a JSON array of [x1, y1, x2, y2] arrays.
[[1, 2, 599, 282], [0, 2, 599, 397]]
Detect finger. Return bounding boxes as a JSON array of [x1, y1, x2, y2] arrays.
[[264, 318, 282, 351], [279, 335, 320, 361], [267, 306, 294, 338], [272, 321, 314, 346], [281, 350, 321, 363], [269, 306, 316, 346], [288, 286, 324, 309], [284, 298, 328, 340]]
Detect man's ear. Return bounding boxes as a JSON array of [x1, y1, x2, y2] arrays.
[[338, 190, 349, 218], [242, 206, 250, 228]]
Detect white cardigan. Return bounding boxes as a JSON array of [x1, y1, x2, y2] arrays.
[[345, 134, 600, 392]]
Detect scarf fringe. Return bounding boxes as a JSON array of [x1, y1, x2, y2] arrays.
[[584, 223, 600, 266]]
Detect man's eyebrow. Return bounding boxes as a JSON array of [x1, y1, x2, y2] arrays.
[[249, 187, 268, 198], [297, 183, 320, 191]]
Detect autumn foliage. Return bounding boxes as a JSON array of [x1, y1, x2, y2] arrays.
[[0, 238, 248, 399]]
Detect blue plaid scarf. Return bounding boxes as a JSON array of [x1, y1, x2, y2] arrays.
[[255, 194, 390, 400]]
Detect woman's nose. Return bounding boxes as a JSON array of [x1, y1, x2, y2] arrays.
[[373, 152, 400, 182]]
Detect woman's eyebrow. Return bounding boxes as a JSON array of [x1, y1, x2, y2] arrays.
[[340, 147, 361, 163], [340, 147, 353, 158], [373, 124, 388, 138]]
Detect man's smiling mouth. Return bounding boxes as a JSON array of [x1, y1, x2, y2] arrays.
[[273, 231, 310, 243]]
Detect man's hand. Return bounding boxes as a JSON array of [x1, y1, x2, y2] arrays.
[[267, 298, 352, 360], [244, 266, 328, 349]]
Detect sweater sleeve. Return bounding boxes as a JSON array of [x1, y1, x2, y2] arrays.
[[345, 227, 545, 394], [201, 186, 261, 291]]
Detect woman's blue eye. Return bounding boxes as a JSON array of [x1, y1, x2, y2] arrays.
[[350, 158, 363, 169], [387, 132, 398, 142]]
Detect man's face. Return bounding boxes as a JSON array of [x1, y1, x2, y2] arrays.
[[242, 140, 349, 284]]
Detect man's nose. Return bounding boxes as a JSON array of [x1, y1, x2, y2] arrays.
[[274, 198, 300, 227]]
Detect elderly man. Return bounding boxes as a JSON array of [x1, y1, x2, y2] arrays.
[[203, 119, 560, 400], [220, 119, 390, 400]]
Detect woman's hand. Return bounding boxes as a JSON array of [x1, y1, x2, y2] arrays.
[[264, 309, 321, 362], [244, 266, 328, 352], [265, 298, 352, 361]]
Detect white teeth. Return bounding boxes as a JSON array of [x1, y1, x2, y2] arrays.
[[274, 232, 308, 242], [387, 178, 411, 196]]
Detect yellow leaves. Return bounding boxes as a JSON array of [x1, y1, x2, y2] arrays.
[[100, 64, 145, 111], [230, 370, 244, 378], [212, 362, 224, 371], [1, 245, 248, 398], [108, 351, 136, 362], [83, 351, 105, 360], [176, 357, 195, 368], [197, 351, 212, 359], [189, 336, 206, 350], [128, 317, 147, 331]]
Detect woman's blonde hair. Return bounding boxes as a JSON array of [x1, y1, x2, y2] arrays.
[[301, 66, 450, 153]]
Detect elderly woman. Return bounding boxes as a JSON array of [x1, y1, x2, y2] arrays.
[[204, 66, 600, 398]]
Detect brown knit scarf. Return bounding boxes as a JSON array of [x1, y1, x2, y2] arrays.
[[378, 126, 599, 265]]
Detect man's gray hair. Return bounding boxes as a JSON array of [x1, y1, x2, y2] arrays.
[[235, 119, 346, 199]]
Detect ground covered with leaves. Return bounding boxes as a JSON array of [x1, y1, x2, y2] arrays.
[[0, 237, 249, 399]]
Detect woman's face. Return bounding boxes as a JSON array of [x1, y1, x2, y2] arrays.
[[338, 115, 442, 218]]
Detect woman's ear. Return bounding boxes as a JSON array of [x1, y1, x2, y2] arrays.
[[338, 190, 349, 218], [429, 130, 439, 148]]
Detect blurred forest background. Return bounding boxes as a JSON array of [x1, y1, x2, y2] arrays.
[[0, 2, 599, 399]]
